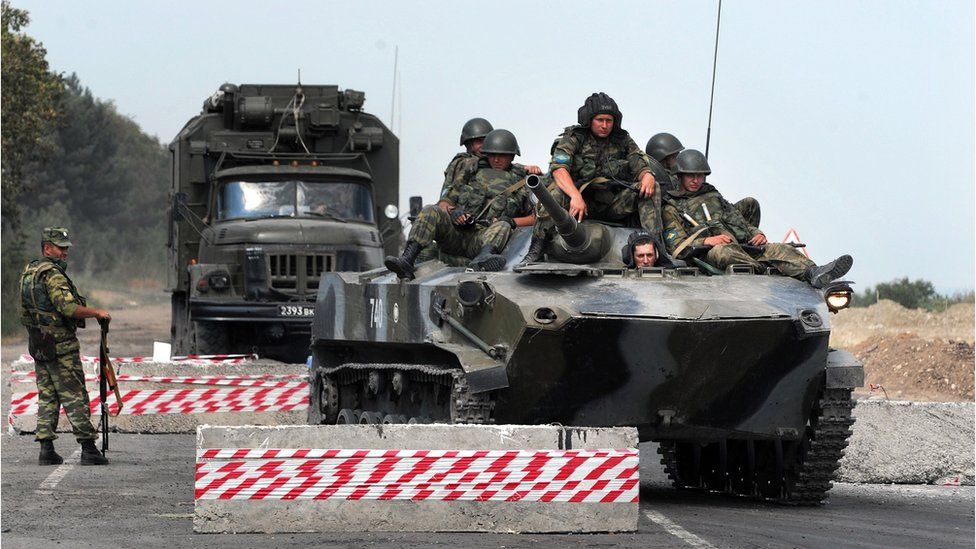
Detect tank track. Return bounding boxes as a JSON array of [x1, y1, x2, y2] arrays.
[[658, 388, 854, 505], [317, 363, 495, 425]]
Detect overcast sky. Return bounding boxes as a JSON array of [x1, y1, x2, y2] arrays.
[[15, 0, 976, 292]]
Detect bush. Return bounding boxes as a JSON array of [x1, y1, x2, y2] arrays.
[[852, 277, 974, 311]]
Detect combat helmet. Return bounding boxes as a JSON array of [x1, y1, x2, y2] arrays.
[[480, 129, 520, 156], [459, 117, 494, 146], [577, 92, 623, 132], [645, 133, 684, 162], [673, 149, 711, 175]]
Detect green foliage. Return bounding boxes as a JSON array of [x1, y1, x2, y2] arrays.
[[852, 277, 974, 311]]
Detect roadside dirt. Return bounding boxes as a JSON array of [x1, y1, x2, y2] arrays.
[[851, 334, 974, 402], [831, 299, 974, 348]]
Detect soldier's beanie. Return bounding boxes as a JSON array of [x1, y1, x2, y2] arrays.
[[42, 227, 73, 247]]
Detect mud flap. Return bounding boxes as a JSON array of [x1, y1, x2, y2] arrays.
[[825, 348, 864, 389]]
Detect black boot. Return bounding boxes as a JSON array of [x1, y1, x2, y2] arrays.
[[516, 236, 546, 269], [384, 240, 423, 280], [80, 440, 108, 466], [805, 254, 853, 289], [38, 439, 63, 466], [468, 245, 507, 272]]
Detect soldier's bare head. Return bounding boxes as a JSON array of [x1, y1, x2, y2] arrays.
[[590, 114, 615, 138], [633, 242, 658, 268], [487, 154, 514, 171], [42, 242, 69, 260]]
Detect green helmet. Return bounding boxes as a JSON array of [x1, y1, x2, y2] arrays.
[[673, 149, 711, 175], [459, 117, 494, 146], [480, 129, 520, 156], [645, 133, 684, 162]]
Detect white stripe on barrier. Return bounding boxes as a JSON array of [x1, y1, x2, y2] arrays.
[[194, 448, 639, 503]]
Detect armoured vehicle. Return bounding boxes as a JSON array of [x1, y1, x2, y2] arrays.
[[307, 174, 863, 504], [167, 82, 401, 361]]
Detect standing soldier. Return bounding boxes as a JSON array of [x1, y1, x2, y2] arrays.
[[661, 151, 851, 287], [386, 129, 536, 280], [21, 227, 112, 466], [521, 92, 659, 265]]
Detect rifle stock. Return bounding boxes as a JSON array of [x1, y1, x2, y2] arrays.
[[98, 319, 122, 453]]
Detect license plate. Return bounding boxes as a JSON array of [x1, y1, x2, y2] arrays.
[[278, 305, 315, 317]]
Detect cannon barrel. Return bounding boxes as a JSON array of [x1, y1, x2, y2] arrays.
[[526, 175, 587, 249]]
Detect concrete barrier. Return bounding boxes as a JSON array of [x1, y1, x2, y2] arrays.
[[194, 424, 639, 534], [7, 360, 307, 434], [839, 400, 975, 485]]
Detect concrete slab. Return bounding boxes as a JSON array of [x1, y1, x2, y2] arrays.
[[194, 424, 639, 534], [839, 400, 975, 485], [8, 360, 307, 434]]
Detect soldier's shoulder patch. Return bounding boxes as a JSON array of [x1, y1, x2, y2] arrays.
[[664, 228, 679, 242], [553, 152, 570, 165]]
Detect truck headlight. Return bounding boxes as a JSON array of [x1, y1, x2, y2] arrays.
[[384, 204, 399, 219], [208, 270, 231, 290]]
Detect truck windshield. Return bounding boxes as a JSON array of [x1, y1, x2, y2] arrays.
[[217, 180, 375, 222]]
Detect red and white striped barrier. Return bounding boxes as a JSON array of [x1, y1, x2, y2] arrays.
[[195, 448, 639, 503], [10, 371, 306, 386], [14, 353, 257, 366], [9, 385, 308, 418]]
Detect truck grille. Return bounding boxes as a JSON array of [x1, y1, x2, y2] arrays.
[[268, 253, 334, 295]]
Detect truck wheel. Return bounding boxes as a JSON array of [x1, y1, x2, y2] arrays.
[[171, 292, 190, 355], [308, 373, 324, 425], [193, 321, 229, 354]]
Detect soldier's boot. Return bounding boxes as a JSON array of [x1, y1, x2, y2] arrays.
[[80, 440, 109, 466], [516, 236, 546, 269], [468, 245, 507, 272], [384, 241, 423, 281], [38, 440, 63, 466], [805, 254, 854, 289]]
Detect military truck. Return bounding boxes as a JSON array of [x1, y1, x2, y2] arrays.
[[306, 174, 862, 504], [167, 83, 401, 361]]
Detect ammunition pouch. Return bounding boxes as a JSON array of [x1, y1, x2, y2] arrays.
[[27, 327, 57, 362]]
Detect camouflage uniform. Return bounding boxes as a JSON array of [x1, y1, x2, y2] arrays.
[[535, 126, 661, 237], [410, 165, 533, 258], [733, 197, 761, 228], [20, 256, 98, 442], [647, 155, 678, 194], [662, 183, 813, 278], [438, 153, 530, 204]]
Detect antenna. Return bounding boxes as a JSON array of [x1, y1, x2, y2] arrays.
[[390, 45, 399, 128], [297, 68, 302, 85], [705, 0, 722, 159]]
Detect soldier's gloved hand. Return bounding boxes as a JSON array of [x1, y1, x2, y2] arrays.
[[496, 216, 517, 230], [450, 208, 471, 226]]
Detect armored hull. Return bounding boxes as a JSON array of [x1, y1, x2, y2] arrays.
[[308, 224, 863, 504]]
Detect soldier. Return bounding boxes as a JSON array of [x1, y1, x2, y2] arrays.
[[386, 129, 536, 280], [21, 227, 112, 466], [646, 132, 762, 227], [521, 92, 659, 265], [661, 150, 852, 288], [621, 229, 675, 269], [645, 132, 684, 193]]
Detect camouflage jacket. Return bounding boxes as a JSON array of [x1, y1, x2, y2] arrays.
[[548, 126, 651, 185], [20, 258, 86, 333], [661, 183, 760, 256], [445, 165, 533, 223], [439, 153, 530, 205]]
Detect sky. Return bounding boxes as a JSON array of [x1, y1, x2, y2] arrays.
[[14, 0, 976, 293]]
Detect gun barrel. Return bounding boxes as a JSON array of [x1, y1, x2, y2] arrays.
[[526, 175, 586, 248]]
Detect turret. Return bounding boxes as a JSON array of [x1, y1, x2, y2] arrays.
[[525, 174, 614, 264]]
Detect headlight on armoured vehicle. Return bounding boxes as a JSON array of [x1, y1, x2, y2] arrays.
[[824, 282, 854, 313], [384, 204, 399, 219]]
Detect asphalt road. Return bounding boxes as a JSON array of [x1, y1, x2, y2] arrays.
[[1, 434, 972, 549]]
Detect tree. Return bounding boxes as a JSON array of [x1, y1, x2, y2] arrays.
[[853, 277, 939, 310], [1, 1, 64, 225]]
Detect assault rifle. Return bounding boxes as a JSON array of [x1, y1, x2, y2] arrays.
[[98, 318, 122, 452]]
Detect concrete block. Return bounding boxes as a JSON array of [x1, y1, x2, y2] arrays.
[[194, 424, 639, 534], [7, 360, 307, 434], [839, 400, 975, 485]]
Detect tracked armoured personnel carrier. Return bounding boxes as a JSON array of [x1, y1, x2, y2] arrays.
[[167, 83, 401, 361], [308, 174, 863, 504]]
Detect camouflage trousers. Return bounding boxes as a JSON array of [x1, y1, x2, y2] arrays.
[[533, 180, 662, 238], [706, 242, 814, 278], [33, 334, 98, 442], [409, 205, 513, 258], [734, 197, 761, 228]]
